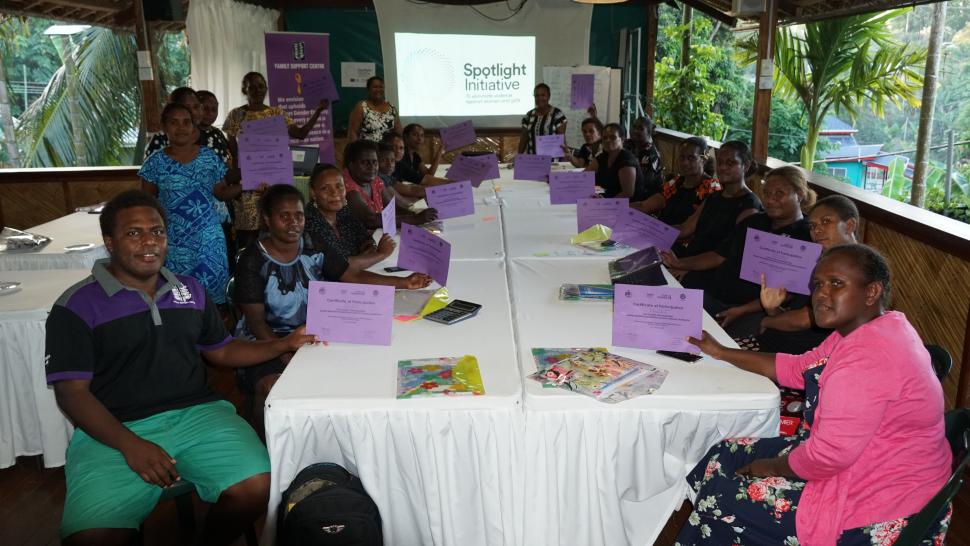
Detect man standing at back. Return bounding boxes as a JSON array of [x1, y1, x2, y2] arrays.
[[46, 190, 314, 545]]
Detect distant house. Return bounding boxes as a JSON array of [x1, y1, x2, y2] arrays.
[[819, 115, 892, 190]]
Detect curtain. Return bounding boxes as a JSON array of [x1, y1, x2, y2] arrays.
[[185, 0, 280, 127]]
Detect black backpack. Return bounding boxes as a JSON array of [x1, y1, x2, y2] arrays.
[[277, 463, 383, 546]]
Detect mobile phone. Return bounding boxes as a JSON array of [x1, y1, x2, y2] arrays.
[[656, 350, 703, 363], [601, 239, 618, 248], [383, 266, 408, 273]]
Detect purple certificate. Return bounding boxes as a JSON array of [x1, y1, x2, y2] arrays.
[[238, 149, 294, 190], [549, 171, 595, 205], [610, 207, 679, 250], [439, 120, 477, 152], [381, 199, 396, 237], [241, 115, 287, 136], [302, 69, 340, 105], [466, 153, 500, 181], [514, 154, 552, 181], [739, 228, 822, 295], [398, 223, 451, 286], [536, 134, 565, 158], [238, 133, 288, 152], [445, 155, 492, 187], [426, 180, 475, 220], [612, 284, 703, 353], [571, 74, 595, 110], [305, 281, 394, 346], [576, 198, 628, 231]]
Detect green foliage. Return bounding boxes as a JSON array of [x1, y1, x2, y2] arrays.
[[738, 10, 926, 169], [15, 27, 140, 167], [653, 18, 727, 140], [1, 17, 62, 117], [157, 31, 191, 96]]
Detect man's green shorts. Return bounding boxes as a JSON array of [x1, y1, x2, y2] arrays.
[[61, 400, 269, 538]]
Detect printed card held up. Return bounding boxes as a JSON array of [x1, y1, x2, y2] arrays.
[[305, 281, 394, 346]]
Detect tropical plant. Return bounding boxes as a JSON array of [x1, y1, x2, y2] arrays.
[[738, 10, 927, 170], [654, 18, 728, 140], [880, 156, 967, 202], [0, 15, 27, 167], [15, 26, 141, 167]]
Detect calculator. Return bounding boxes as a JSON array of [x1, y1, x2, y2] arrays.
[[423, 299, 482, 325]]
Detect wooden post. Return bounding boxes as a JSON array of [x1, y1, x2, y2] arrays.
[[680, 5, 692, 69], [132, 0, 161, 133], [645, 4, 658, 118], [751, 0, 778, 164]]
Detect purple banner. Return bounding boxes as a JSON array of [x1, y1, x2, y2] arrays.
[[739, 228, 822, 295], [571, 74, 595, 110], [576, 198, 628, 231], [265, 32, 335, 164], [549, 171, 595, 205], [612, 284, 703, 353]]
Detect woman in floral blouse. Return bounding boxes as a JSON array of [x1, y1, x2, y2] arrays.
[[676, 244, 952, 545]]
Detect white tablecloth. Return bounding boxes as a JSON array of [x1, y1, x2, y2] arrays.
[[0, 269, 88, 468], [264, 165, 781, 546], [508, 258, 778, 545], [265, 260, 523, 545], [0, 212, 108, 271], [377, 204, 506, 265]]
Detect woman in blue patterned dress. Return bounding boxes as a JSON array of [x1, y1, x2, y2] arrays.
[[139, 103, 242, 304]]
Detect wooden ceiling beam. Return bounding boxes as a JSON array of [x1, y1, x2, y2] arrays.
[[680, 0, 737, 26], [39, 0, 123, 12]]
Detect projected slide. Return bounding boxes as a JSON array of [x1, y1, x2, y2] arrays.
[[395, 33, 536, 117]]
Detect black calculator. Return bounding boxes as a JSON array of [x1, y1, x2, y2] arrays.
[[424, 300, 482, 325]]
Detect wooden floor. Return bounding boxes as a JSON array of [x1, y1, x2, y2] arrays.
[[1, 453, 967, 546]]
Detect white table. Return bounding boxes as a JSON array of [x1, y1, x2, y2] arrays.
[[0, 212, 108, 271], [265, 260, 523, 546], [264, 164, 781, 546], [508, 258, 778, 545], [377, 204, 505, 265], [0, 269, 87, 469]]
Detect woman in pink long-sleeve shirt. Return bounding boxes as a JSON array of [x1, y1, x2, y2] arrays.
[[676, 244, 952, 545]]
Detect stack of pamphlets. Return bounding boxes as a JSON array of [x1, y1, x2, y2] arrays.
[[396, 355, 485, 398], [529, 348, 668, 404], [558, 284, 614, 301]]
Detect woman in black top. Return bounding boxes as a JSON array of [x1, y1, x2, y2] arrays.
[[674, 140, 762, 258], [624, 115, 663, 192], [564, 116, 603, 168], [662, 165, 816, 337], [633, 136, 721, 225], [303, 164, 395, 270], [402, 123, 443, 177], [587, 123, 657, 201]]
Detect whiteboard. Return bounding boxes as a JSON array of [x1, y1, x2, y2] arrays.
[[542, 65, 620, 149]]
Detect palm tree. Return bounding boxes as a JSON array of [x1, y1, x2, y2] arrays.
[[740, 10, 926, 170], [0, 16, 24, 167], [15, 26, 140, 167]]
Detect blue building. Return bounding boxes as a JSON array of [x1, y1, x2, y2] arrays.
[[819, 115, 889, 190]]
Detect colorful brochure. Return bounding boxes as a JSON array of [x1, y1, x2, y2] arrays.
[[426, 180, 475, 220], [612, 284, 703, 353], [305, 281, 394, 346], [398, 223, 451, 286], [739, 228, 822, 295], [529, 348, 668, 403], [397, 355, 486, 398], [549, 171, 596, 205]]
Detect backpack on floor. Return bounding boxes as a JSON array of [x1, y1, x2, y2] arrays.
[[277, 462, 383, 546]]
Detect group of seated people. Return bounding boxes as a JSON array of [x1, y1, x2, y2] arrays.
[[43, 72, 954, 546]]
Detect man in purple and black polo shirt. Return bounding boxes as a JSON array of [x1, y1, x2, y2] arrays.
[[45, 190, 315, 546]]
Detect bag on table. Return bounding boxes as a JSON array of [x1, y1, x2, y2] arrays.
[[277, 462, 383, 546]]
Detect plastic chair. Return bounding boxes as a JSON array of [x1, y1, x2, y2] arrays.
[[142, 480, 258, 546], [893, 408, 970, 546], [925, 344, 953, 382]]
